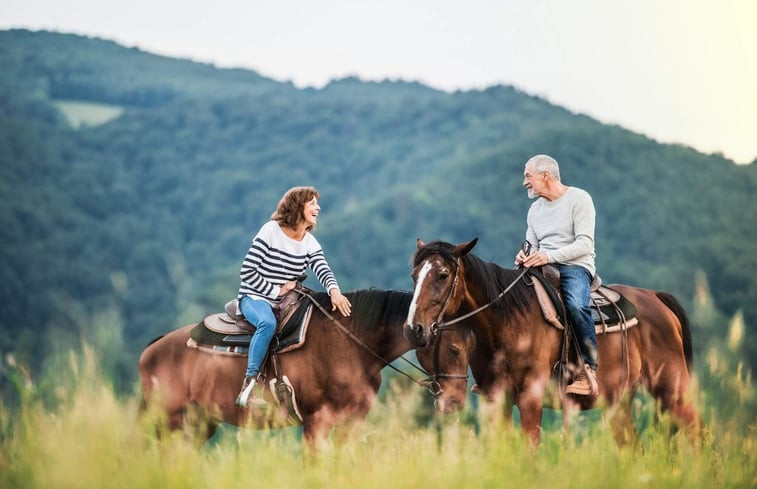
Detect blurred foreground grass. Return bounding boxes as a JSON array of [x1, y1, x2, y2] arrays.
[[1, 343, 754, 489]]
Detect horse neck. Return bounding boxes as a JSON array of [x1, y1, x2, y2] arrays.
[[459, 261, 529, 337], [343, 290, 414, 365], [364, 315, 414, 362]]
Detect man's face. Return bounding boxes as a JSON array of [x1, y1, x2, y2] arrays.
[[523, 163, 547, 199]]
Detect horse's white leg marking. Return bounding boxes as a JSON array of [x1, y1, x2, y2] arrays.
[[407, 261, 433, 327]]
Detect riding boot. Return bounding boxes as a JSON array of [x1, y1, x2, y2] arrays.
[[565, 364, 598, 397], [235, 376, 267, 408]]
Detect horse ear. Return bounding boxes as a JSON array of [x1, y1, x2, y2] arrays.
[[453, 238, 478, 257], [417, 238, 425, 250]]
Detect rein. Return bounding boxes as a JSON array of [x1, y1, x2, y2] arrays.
[[293, 288, 441, 395], [432, 265, 530, 332]]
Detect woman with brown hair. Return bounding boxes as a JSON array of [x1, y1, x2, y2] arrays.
[[235, 186, 351, 407]]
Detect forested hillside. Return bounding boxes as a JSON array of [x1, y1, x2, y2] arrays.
[[1, 29, 755, 390]]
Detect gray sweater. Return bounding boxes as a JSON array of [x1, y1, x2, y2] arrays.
[[525, 186, 596, 277]]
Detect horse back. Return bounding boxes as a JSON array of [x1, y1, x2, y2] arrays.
[[605, 285, 691, 368]]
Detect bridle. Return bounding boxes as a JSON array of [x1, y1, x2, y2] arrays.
[[427, 252, 530, 331], [417, 248, 531, 394]]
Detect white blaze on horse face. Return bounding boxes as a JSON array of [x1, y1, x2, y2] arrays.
[[407, 260, 433, 327]]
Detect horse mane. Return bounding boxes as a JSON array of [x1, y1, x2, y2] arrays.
[[308, 289, 412, 334], [413, 241, 532, 318]]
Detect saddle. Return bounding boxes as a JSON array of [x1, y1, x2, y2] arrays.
[[187, 284, 314, 355], [187, 282, 314, 424], [529, 265, 638, 335]]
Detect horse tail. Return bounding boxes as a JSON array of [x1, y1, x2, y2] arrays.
[[656, 291, 693, 372]]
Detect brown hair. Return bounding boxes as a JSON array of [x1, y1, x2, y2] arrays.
[[271, 186, 320, 231]]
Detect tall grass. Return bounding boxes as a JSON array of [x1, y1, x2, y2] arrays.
[[1, 341, 754, 489]]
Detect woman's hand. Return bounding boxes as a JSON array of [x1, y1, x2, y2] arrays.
[[278, 281, 297, 296], [329, 289, 352, 317]]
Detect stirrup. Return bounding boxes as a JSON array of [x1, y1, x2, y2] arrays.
[[236, 377, 266, 408]]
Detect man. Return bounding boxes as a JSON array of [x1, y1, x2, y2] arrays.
[[514, 154, 599, 397]]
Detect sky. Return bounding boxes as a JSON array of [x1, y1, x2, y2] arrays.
[[2, 0, 755, 164]]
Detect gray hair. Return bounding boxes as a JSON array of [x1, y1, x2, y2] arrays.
[[526, 154, 561, 181]]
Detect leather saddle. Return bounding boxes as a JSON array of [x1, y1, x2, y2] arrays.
[[188, 280, 314, 354], [529, 265, 638, 334]]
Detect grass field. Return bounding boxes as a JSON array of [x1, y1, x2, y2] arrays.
[[1, 343, 754, 489]]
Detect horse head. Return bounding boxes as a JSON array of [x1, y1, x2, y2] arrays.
[[405, 238, 478, 412], [405, 238, 478, 346], [415, 323, 475, 413]]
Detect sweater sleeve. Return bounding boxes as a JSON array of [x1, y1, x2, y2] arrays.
[[306, 236, 339, 293]]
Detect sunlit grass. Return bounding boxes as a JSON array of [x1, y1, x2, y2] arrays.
[[1, 343, 755, 489]]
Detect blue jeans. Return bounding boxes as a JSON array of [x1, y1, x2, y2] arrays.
[[240, 295, 277, 378], [557, 264, 598, 370]]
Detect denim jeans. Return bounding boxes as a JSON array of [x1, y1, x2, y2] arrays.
[[240, 295, 277, 378], [557, 264, 598, 370]]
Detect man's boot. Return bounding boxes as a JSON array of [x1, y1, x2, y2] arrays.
[[565, 364, 598, 397]]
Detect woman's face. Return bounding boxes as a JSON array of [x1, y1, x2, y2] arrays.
[[302, 197, 320, 227]]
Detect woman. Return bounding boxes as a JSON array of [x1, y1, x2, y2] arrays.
[[236, 186, 352, 408]]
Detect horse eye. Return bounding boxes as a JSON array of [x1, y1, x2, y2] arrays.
[[438, 269, 450, 280], [447, 345, 461, 358]]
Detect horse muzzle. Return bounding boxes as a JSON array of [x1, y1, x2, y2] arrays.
[[404, 323, 431, 347], [434, 396, 463, 414]]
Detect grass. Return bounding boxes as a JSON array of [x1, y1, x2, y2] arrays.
[[1, 346, 755, 489]]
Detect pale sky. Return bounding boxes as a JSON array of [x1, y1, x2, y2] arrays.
[[2, 0, 755, 163]]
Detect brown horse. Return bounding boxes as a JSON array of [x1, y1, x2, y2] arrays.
[[139, 289, 416, 446], [405, 238, 700, 444]]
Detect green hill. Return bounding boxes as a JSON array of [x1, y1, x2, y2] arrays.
[[1, 29, 755, 389]]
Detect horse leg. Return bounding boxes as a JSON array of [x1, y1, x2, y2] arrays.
[[139, 371, 190, 439], [516, 378, 548, 445], [331, 415, 366, 446], [503, 389, 515, 424], [644, 363, 701, 438], [302, 408, 338, 451], [560, 392, 581, 440], [599, 348, 642, 446], [180, 402, 220, 446], [605, 395, 638, 446]]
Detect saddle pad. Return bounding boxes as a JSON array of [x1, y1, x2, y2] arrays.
[[532, 280, 638, 334], [190, 300, 314, 351], [591, 286, 636, 324]]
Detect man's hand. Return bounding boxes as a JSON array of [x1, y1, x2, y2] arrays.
[[515, 250, 549, 268], [329, 289, 352, 317]]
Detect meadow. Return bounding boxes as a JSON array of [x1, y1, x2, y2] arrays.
[[1, 339, 754, 489], [2, 288, 755, 489]]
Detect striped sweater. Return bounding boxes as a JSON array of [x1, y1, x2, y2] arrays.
[[238, 220, 339, 304]]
